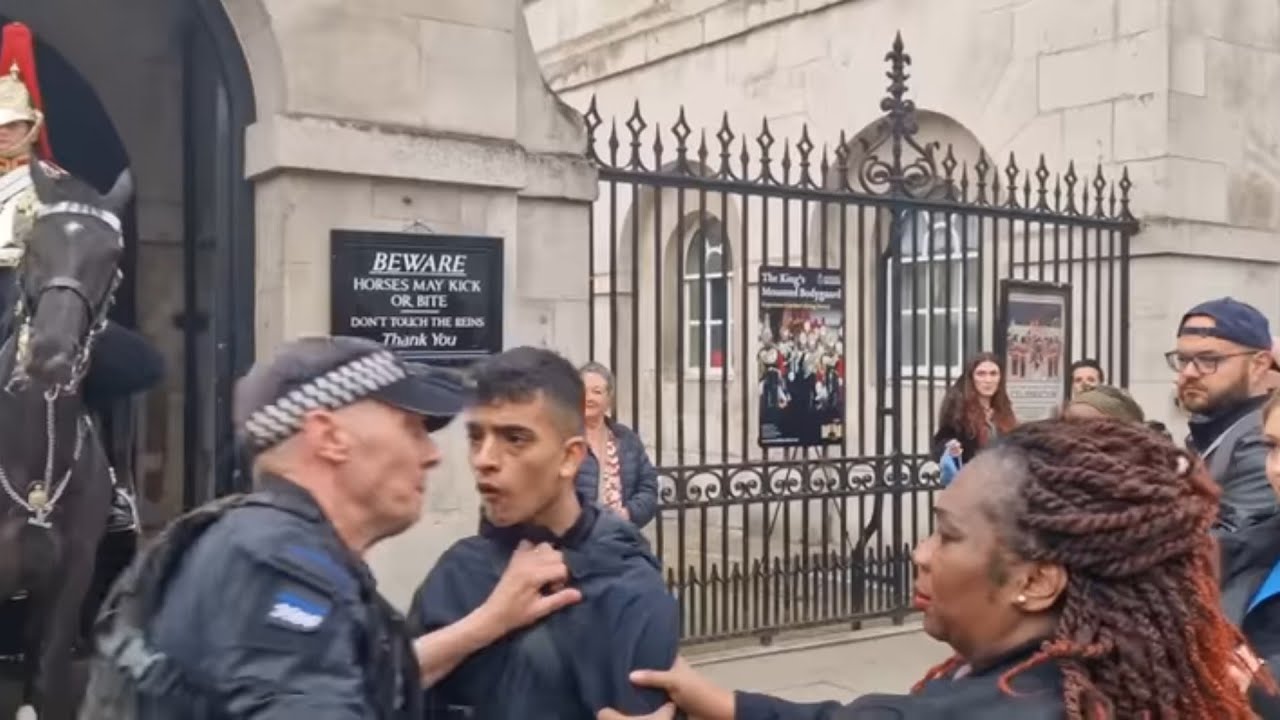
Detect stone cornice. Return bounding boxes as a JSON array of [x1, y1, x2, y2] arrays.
[[535, 0, 852, 91], [244, 113, 598, 201]]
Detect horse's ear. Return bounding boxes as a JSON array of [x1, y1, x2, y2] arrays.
[[101, 169, 133, 214], [28, 154, 54, 201]]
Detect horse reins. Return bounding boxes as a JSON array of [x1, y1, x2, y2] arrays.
[[1, 199, 123, 527]]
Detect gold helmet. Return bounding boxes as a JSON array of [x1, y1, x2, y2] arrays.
[[0, 23, 50, 159]]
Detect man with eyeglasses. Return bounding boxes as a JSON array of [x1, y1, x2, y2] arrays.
[[1168, 298, 1280, 532]]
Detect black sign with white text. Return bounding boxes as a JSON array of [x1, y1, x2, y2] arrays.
[[330, 231, 503, 366]]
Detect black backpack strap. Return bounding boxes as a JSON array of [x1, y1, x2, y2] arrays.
[[80, 494, 253, 718]]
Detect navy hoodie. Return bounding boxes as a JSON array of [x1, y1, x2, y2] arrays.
[[407, 502, 678, 719]]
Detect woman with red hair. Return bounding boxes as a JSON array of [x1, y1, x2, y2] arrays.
[[931, 352, 1017, 484]]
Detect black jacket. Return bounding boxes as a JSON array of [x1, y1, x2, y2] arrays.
[[734, 640, 1064, 719], [575, 419, 661, 528], [930, 421, 982, 465], [138, 477, 420, 718], [409, 502, 678, 719], [1222, 513, 1280, 670]]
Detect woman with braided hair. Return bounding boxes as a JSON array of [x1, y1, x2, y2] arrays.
[[596, 418, 1277, 720]]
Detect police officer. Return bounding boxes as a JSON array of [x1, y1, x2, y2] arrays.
[[82, 336, 581, 718]]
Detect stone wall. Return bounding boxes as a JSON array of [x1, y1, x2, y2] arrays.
[[222, 0, 597, 608], [528, 0, 1280, 435]]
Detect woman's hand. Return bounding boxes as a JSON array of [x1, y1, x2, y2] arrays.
[[1229, 643, 1266, 693], [596, 656, 736, 720]]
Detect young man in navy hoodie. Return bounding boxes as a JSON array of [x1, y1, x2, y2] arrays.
[[408, 347, 679, 719]]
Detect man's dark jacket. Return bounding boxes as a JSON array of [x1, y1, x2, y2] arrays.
[[574, 418, 660, 528], [1187, 394, 1277, 532], [407, 502, 678, 719]]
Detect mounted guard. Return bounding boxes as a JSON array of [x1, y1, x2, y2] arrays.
[[0, 21, 162, 536]]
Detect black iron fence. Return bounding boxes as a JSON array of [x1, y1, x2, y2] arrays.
[[581, 35, 1138, 644]]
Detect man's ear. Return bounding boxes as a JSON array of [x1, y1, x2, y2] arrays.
[[301, 409, 351, 464], [560, 435, 588, 481]]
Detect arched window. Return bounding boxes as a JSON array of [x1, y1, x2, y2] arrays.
[[683, 219, 732, 371], [891, 209, 979, 376]]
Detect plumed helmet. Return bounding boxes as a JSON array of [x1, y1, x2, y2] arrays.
[[0, 22, 51, 159]]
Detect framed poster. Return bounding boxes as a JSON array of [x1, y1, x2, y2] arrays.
[[330, 231, 503, 367], [756, 266, 846, 448], [997, 279, 1072, 422]]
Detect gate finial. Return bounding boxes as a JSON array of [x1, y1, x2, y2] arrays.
[[856, 33, 938, 197]]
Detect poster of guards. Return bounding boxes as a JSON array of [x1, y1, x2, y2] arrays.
[[998, 280, 1072, 422], [757, 266, 846, 448]]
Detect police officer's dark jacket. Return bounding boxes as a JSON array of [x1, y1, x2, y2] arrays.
[[408, 501, 678, 719], [733, 639, 1065, 719], [82, 475, 421, 719]]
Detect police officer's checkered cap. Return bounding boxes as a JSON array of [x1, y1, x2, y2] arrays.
[[233, 336, 465, 451]]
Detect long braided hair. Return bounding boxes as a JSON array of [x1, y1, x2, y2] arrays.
[[915, 418, 1272, 719]]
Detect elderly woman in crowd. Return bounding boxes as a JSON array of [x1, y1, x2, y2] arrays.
[[1063, 385, 1176, 441], [1062, 385, 1145, 423], [599, 418, 1278, 719], [575, 362, 660, 529]]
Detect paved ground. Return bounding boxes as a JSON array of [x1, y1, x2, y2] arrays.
[[693, 624, 950, 704], [0, 627, 945, 716]]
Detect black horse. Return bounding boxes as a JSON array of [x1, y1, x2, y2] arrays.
[[0, 159, 131, 720]]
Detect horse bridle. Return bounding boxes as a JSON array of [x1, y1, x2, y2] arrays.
[[6, 200, 123, 398]]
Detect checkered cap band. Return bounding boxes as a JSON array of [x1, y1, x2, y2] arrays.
[[241, 350, 407, 450]]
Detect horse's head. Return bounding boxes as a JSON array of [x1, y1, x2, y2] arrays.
[[13, 158, 132, 393]]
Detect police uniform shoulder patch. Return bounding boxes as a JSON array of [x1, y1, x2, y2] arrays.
[[265, 584, 333, 633]]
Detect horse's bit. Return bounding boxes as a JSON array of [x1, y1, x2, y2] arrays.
[[1, 200, 122, 528]]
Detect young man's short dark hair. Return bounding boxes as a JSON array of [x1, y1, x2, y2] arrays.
[[470, 346, 585, 436], [1070, 358, 1105, 382]]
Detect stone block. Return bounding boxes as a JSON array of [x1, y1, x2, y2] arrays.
[[979, 57, 1039, 147], [516, 200, 591, 301], [464, 191, 518, 239], [1168, 92, 1236, 163], [421, 19, 518, 139], [703, 1, 747, 44], [1165, 156, 1229, 224], [280, 10, 426, 127], [281, 260, 330, 336], [1119, 0, 1169, 35], [1014, 0, 1115, 57], [646, 14, 705, 63], [1062, 101, 1115, 166], [1113, 93, 1168, 161], [1170, 34, 1206, 96], [1002, 112, 1065, 172], [1228, 167, 1280, 231], [370, 180, 466, 226], [392, 0, 517, 31], [1038, 30, 1169, 111], [1172, 0, 1280, 49], [745, 0, 800, 28]]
